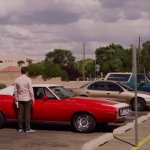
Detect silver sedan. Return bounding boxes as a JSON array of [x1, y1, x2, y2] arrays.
[[72, 80, 150, 111]]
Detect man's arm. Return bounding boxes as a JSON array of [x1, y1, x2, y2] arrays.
[[14, 83, 19, 102], [28, 79, 34, 102], [14, 83, 19, 108]]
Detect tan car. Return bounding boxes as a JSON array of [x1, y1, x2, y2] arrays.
[[72, 80, 150, 111]]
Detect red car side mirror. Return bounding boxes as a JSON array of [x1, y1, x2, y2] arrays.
[[43, 96, 49, 100]]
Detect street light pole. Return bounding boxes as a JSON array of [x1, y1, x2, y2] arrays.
[[132, 44, 139, 146]]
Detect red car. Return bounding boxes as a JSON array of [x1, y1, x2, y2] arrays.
[[0, 84, 131, 133]]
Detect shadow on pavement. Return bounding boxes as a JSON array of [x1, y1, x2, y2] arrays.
[[4, 121, 121, 133], [114, 136, 136, 147]]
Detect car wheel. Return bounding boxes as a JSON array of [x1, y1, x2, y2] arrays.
[[72, 113, 96, 133], [0, 112, 5, 128], [131, 98, 146, 111]]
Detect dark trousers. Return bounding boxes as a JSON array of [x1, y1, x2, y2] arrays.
[[18, 100, 32, 130]]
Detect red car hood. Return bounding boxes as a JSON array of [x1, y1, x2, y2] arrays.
[[69, 96, 119, 106]]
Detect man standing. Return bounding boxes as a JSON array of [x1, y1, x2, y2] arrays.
[[14, 67, 35, 133]]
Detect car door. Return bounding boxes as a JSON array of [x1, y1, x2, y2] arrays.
[[103, 82, 128, 102], [86, 81, 126, 102], [32, 87, 69, 122], [85, 81, 109, 98], [137, 74, 150, 92], [0, 95, 18, 119]]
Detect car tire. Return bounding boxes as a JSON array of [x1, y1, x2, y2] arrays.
[[131, 98, 146, 111], [0, 112, 5, 128], [72, 113, 96, 133]]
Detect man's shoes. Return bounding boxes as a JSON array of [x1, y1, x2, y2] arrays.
[[25, 129, 36, 133], [18, 129, 24, 133]]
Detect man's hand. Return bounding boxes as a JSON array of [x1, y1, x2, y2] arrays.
[[15, 101, 18, 108], [31, 99, 34, 104]]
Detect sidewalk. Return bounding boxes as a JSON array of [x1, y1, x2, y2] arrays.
[[96, 115, 150, 150]]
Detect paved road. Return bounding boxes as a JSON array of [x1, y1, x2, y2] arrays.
[[0, 110, 149, 150]]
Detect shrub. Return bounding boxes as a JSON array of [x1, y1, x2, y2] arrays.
[[0, 83, 7, 89]]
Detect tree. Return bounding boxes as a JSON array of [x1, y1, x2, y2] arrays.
[[17, 60, 25, 67], [95, 43, 132, 74], [27, 62, 43, 77], [28, 61, 68, 80], [45, 49, 75, 66], [45, 49, 81, 80], [41, 61, 68, 80], [61, 65, 81, 81], [76, 59, 95, 79], [26, 58, 33, 65], [141, 41, 150, 73]]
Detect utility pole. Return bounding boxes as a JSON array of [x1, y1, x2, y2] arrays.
[[82, 42, 86, 81], [132, 44, 139, 146], [95, 55, 97, 79], [137, 37, 141, 73]]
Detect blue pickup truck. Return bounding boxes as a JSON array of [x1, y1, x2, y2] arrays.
[[104, 72, 150, 92]]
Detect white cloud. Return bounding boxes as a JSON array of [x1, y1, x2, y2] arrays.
[[0, 0, 24, 16], [0, 0, 150, 61]]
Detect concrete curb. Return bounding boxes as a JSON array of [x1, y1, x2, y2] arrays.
[[82, 133, 114, 150], [82, 112, 150, 150], [114, 113, 150, 135], [113, 122, 134, 135], [133, 115, 149, 124]]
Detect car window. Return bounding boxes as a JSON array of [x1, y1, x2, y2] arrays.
[[106, 83, 123, 91], [45, 88, 56, 99], [137, 74, 149, 83], [118, 82, 134, 91], [88, 82, 108, 91], [34, 87, 44, 99], [146, 74, 150, 81], [49, 86, 72, 99], [33, 87, 56, 100], [107, 74, 130, 82], [87, 82, 123, 92]]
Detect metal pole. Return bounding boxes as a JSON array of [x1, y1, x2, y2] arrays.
[[82, 42, 86, 81], [95, 55, 96, 79], [132, 44, 139, 146]]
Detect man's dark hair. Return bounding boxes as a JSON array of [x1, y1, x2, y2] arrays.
[[21, 67, 28, 74]]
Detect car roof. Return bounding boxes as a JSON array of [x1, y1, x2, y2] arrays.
[[81, 80, 118, 87], [32, 83, 62, 87], [105, 72, 132, 74], [0, 83, 63, 96]]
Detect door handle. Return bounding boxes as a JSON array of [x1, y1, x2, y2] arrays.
[[107, 93, 110, 95], [86, 92, 89, 93]]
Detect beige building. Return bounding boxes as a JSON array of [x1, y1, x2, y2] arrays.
[[0, 54, 33, 85], [0, 54, 33, 69]]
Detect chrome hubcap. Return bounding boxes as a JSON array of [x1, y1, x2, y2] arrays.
[[76, 115, 89, 129]]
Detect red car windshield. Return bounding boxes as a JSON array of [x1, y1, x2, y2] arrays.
[[49, 86, 74, 99]]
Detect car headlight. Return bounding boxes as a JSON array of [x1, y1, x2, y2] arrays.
[[119, 107, 131, 116]]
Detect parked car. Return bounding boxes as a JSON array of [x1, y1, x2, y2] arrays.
[[0, 84, 130, 133], [104, 72, 150, 92], [71, 80, 150, 111]]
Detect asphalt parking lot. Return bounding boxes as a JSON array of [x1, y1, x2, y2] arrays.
[[0, 110, 149, 150], [0, 122, 119, 150]]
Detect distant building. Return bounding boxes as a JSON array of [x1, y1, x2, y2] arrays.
[[0, 54, 33, 69], [0, 66, 20, 73], [0, 66, 21, 85]]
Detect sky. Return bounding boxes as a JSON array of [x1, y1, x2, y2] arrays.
[[0, 0, 150, 62]]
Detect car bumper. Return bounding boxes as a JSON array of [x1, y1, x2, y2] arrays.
[[145, 99, 150, 107]]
